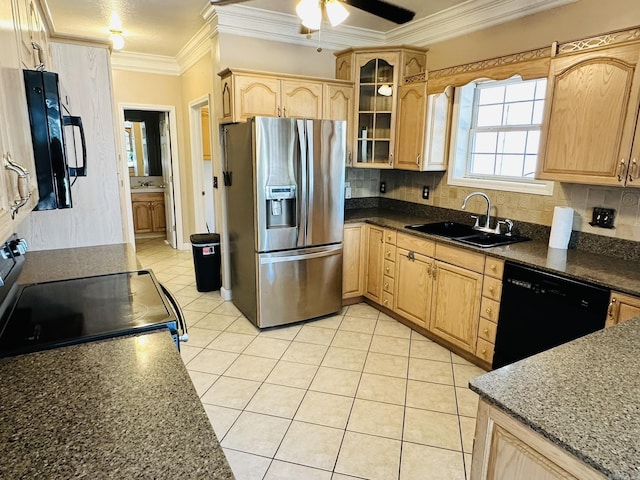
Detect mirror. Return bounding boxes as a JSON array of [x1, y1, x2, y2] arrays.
[[124, 110, 163, 177]]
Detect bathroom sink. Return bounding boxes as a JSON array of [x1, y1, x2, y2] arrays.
[[404, 222, 530, 248]]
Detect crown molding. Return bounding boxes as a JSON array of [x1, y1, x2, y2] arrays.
[[82, 0, 580, 75], [212, 4, 385, 51], [387, 0, 579, 46], [110, 51, 181, 76]]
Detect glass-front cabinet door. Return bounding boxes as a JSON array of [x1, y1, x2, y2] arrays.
[[354, 53, 399, 168]]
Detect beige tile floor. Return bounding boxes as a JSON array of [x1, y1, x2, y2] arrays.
[[136, 238, 487, 480]]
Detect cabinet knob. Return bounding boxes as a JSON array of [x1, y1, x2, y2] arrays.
[[607, 298, 617, 318], [481, 348, 488, 355], [385, 266, 390, 273], [384, 282, 389, 289], [483, 328, 489, 335], [486, 308, 492, 315], [387, 235, 392, 241], [386, 250, 391, 257], [489, 286, 495, 293], [490, 264, 497, 271], [383, 299, 388, 306], [629, 158, 638, 182]]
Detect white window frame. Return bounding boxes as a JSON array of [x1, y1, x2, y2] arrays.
[[447, 76, 554, 196]]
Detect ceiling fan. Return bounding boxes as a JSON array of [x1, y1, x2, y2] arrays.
[[209, 0, 416, 26]]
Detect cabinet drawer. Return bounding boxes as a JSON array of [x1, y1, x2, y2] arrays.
[[397, 233, 435, 257], [383, 275, 395, 294], [383, 259, 395, 278], [484, 257, 504, 279], [478, 317, 497, 344], [384, 244, 397, 261], [131, 192, 164, 202], [381, 291, 394, 309], [385, 229, 397, 245], [435, 243, 485, 273], [482, 277, 502, 301], [481, 297, 500, 323], [476, 338, 495, 363]]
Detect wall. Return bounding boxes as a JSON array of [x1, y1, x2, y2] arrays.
[[426, 0, 640, 70], [218, 33, 337, 78], [351, 0, 640, 243], [178, 53, 216, 243], [111, 69, 188, 243], [18, 43, 124, 250]]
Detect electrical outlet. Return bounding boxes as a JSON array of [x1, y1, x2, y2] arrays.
[[380, 181, 386, 193], [422, 185, 429, 199], [344, 181, 351, 199]]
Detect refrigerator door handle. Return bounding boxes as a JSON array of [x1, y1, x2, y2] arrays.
[[259, 245, 341, 264], [305, 119, 314, 242], [296, 119, 307, 247]]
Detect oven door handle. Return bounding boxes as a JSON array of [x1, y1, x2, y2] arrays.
[[159, 283, 188, 343]]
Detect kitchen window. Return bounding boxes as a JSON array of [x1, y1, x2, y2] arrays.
[[447, 76, 554, 195]]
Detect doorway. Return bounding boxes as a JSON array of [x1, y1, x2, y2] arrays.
[[190, 96, 216, 234], [117, 104, 183, 250]]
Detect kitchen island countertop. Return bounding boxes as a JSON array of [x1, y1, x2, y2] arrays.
[[470, 317, 640, 480], [18, 242, 140, 284], [0, 331, 235, 479], [346, 208, 640, 297]]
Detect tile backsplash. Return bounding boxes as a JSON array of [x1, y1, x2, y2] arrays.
[[346, 168, 640, 243]]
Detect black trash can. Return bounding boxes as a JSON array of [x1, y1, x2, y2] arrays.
[[190, 233, 221, 292]]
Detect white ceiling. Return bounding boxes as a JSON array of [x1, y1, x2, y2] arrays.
[[43, 0, 577, 57]]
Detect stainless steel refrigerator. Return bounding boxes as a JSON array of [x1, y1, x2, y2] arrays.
[[224, 116, 346, 328]]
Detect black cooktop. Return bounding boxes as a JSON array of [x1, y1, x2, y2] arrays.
[[0, 270, 176, 357]]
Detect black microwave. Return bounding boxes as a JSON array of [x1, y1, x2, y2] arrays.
[[23, 70, 86, 211]]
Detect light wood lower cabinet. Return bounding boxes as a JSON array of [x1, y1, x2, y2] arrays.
[[429, 260, 483, 352], [394, 247, 432, 327], [364, 224, 385, 303], [343, 223, 365, 299], [132, 192, 165, 234], [472, 399, 605, 480], [605, 290, 640, 327]]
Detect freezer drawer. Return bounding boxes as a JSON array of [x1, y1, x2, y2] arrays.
[[257, 245, 342, 328]]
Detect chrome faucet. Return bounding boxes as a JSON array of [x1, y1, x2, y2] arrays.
[[461, 191, 492, 232]]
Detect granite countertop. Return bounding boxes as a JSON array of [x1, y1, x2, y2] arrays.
[[470, 317, 640, 480], [18, 243, 140, 284], [0, 331, 235, 479], [346, 208, 640, 297]]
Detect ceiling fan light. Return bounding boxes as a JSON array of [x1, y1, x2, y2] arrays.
[[296, 0, 321, 30], [325, 0, 349, 27], [109, 30, 125, 51]]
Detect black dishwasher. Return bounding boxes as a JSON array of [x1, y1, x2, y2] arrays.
[[493, 262, 610, 369]]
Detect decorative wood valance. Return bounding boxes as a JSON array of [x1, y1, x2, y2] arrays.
[[427, 47, 552, 94]]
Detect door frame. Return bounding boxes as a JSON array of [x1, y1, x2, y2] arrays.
[[116, 103, 184, 250], [189, 95, 214, 234]]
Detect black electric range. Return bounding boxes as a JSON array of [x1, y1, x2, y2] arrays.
[[0, 238, 186, 358]]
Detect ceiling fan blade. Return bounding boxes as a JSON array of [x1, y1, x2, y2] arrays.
[[209, 0, 251, 5], [343, 0, 415, 24]]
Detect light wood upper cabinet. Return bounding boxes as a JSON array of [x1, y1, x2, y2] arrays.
[[324, 84, 354, 165], [395, 82, 427, 171], [281, 80, 323, 119], [218, 68, 352, 125], [335, 47, 428, 170], [537, 42, 640, 187], [605, 291, 640, 327], [343, 223, 365, 299], [12, 0, 51, 71], [0, 0, 40, 242]]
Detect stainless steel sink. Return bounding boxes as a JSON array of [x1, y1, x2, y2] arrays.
[[405, 221, 530, 248], [405, 221, 476, 238]]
